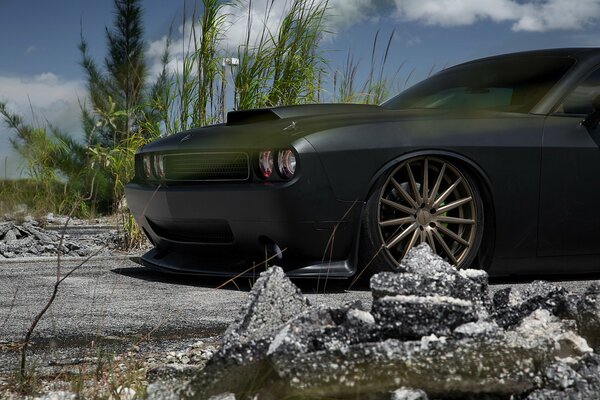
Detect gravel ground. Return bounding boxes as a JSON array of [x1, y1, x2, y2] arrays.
[[2, 236, 600, 396], [0, 256, 373, 377]]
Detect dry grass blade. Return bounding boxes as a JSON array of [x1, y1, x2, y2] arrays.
[[215, 249, 287, 290]]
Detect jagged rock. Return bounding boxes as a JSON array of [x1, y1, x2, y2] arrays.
[[526, 353, 600, 399], [453, 321, 502, 340], [372, 294, 477, 339], [491, 281, 576, 328], [0, 221, 14, 237], [220, 266, 311, 350], [208, 394, 236, 400], [3, 228, 18, 242], [370, 271, 487, 305], [576, 283, 600, 349], [0, 218, 121, 258], [268, 310, 587, 398], [512, 310, 591, 359], [34, 392, 78, 400], [390, 388, 428, 400], [146, 382, 180, 400], [184, 266, 311, 398], [266, 304, 383, 361], [373, 244, 489, 303], [180, 245, 594, 400]]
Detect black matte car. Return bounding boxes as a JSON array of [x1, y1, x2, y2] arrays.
[[125, 48, 600, 278]]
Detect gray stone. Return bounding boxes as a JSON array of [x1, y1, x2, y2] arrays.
[[491, 281, 576, 329], [372, 244, 489, 304], [0, 221, 14, 237], [526, 353, 600, 399], [371, 294, 478, 339], [453, 321, 502, 340], [207, 394, 236, 400], [184, 266, 311, 398], [219, 265, 310, 351], [576, 283, 600, 349], [268, 310, 586, 398], [3, 228, 18, 242], [390, 388, 428, 400], [34, 391, 78, 400], [179, 244, 595, 400], [370, 271, 487, 305], [145, 382, 181, 400]]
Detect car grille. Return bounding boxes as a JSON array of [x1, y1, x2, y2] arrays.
[[164, 152, 249, 181]]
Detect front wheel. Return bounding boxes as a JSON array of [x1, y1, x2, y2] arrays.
[[359, 156, 484, 275]]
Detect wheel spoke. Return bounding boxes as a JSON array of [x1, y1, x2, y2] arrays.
[[381, 198, 414, 215], [402, 228, 421, 259], [406, 163, 422, 205], [436, 196, 472, 214], [430, 162, 446, 203], [386, 222, 418, 249], [377, 156, 479, 269], [379, 216, 415, 227], [422, 158, 429, 203], [426, 229, 437, 253], [432, 177, 463, 209], [437, 216, 475, 225], [433, 229, 458, 264], [390, 178, 419, 209], [437, 224, 470, 247]]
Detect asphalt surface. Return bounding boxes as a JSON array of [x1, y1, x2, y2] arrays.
[[0, 256, 375, 346], [3, 255, 600, 350]]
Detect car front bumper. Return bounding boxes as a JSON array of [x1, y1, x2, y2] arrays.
[[124, 153, 363, 277]]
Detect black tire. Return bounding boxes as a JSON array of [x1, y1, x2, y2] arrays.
[[358, 156, 485, 277]]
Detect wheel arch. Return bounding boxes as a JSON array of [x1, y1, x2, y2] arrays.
[[356, 149, 496, 269]]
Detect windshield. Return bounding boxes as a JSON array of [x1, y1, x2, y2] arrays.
[[382, 56, 575, 113]]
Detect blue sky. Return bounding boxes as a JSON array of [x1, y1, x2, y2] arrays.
[[1, 0, 600, 178]]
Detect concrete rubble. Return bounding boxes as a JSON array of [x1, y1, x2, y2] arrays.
[[153, 243, 600, 400], [0, 217, 124, 258]]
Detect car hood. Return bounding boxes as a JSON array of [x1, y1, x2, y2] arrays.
[[139, 104, 529, 153]]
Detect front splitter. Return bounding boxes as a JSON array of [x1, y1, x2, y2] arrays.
[[138, 247, 355, 279]]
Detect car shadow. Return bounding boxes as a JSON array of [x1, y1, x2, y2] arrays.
[[111, 257, 367, 293]]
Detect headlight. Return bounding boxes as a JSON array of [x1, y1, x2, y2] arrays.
[[143, 155, 152, 179], [153, 155, 165, 178], [258, 150, 273, 179], [277, 149, 296, 179]]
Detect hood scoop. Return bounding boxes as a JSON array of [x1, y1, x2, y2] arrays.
[[226, 109, 280, 126], [226, 104, 381, 126]]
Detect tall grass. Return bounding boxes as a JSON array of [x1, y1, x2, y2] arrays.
[[234, 0, 328, 109], [332, 29, 399, 104], [0, 0, 406, 246]]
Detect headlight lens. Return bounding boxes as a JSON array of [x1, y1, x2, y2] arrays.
[[277, 149, 296, 179], [258, 150, 273, 178], [143, 155, 152, 179], [153, 155, 165, 178]]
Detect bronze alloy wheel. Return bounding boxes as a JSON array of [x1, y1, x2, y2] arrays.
[[376, 156, 481, 267]]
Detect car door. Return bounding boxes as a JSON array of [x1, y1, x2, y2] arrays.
[[538, 66, 600, 257]]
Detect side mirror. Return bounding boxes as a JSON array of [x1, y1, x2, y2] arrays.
[[581, 94, 600, 129]]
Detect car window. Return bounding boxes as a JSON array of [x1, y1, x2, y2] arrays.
[[410, 87, 514, 110], [383, 56, 575, 113], [556, 67, 600, 115]]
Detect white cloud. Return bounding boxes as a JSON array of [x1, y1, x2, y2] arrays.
[[512, 0, 600, 32], [0, 73, 85, 178], [393, 0, 600, 32], [145, 0, 381, 78], [25, 45, 37, 54]]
